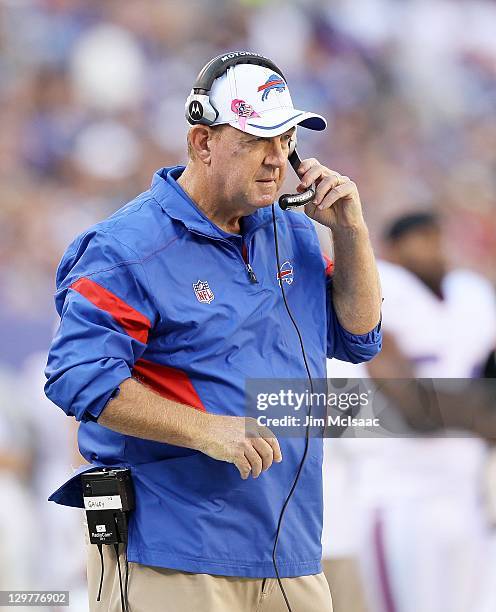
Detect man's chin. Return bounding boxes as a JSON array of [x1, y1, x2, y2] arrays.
[[249, 196, 276, 210], [252, 188, 279, 208]]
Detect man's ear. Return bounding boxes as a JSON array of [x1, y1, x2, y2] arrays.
[[188, 125, 214, 164]]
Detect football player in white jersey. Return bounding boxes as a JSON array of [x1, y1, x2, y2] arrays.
[[322, 212, 496, 612]]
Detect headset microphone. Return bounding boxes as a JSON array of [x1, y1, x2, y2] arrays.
[[279, 150, 316, 210], [278, 134, 316, 210]]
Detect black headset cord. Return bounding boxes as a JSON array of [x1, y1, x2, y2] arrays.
[[96, 544, 104, 602], [270, 203, 315, 612], [125, 556, 130, 608], [113, 543, 128, 612]]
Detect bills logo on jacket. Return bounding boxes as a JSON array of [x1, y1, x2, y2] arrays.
[[277, 261, 294, 285], [193, 280, 215, 303]]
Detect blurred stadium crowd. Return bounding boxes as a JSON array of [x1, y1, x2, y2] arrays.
[[1, 0, 496, 610]]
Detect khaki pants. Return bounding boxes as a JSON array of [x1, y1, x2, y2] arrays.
[[86, 543, 333, 612], [321, 558, 368, 612]]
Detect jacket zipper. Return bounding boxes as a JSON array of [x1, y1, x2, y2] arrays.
[[189, 228, 259, 284], [246, 264, 257, 284], [242, 242, 258, 284]]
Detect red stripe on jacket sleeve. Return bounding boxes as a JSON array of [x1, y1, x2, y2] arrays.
[[132, 359, 206, 412], [322, 253, 334, 277], [71, 277, 151, 344]]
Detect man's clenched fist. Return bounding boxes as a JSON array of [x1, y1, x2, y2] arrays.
[[196, 414, 282, 479]]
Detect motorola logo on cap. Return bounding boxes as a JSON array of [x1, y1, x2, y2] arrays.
[[189, 101, 204, 121], [220, 51, 266, 63]]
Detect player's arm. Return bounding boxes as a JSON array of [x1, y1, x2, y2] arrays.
[[368, 333, 496, 439], [367, 332, 415, 379]]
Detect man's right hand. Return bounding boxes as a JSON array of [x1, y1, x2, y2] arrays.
[[196, 414, 283, 479], [97, 379, 282, 479]]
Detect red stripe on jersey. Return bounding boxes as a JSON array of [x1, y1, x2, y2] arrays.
[[132, 359, 206, 412], [322, 254, 334, 277], [71, 277, 151, 344]]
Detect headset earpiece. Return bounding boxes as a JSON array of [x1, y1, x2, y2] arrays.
[[185, 93, 218, 125]]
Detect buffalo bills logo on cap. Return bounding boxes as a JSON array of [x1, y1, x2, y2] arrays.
[[277, 261, 294, 285], [231, 99, 260, 130], [189, 101, 204, 121], [257, 74, 286, 101], [193, 280, 214, 303]]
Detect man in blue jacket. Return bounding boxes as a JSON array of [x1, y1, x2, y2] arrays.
[[45, 54, 382, 611]]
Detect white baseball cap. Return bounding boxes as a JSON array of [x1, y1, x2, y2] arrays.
[[207, 63, 327, 137]]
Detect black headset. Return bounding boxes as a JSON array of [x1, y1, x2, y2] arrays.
[[185, 51, 285, 126], [185, 51, 316, 210]]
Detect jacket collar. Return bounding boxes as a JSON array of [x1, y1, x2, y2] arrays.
[[151, 166, 272, 239]]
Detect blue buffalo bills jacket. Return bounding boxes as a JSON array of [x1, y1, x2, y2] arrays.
[[45, 166, 382, 578]]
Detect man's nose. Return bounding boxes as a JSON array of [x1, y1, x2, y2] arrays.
[[264, 138, 287, 167]]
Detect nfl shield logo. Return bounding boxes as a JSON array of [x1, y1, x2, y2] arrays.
[[193, 280, 215, 304]]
